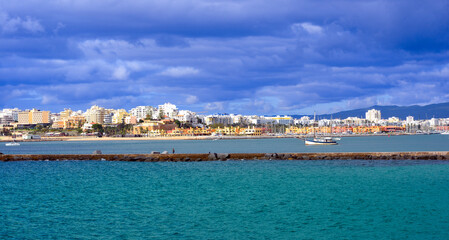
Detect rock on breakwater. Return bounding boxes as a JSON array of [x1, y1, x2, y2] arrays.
[[1, 152, 449, 162]]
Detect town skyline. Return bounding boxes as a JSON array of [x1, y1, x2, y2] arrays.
[[2, 102, 448, 139], [3, 100, 449, 119]]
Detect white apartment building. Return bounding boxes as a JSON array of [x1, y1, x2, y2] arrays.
[[294, 116, 311, 125], [129, 106, 157, 120], [0, 109, 19, 124], [103, 113, 113, 124], [50, 113, 60, 123], [365, 109, 381, 122], [175, 110, 198, 124], [430, 118, 439, 126], [1, 108, 20, 121], [387, 116, 400, 123], [0, 113, 14, 124], [343, 117, 367, 126], [158, 103, 178, 118], [265, 115, 294, 125], [230, 114, 245, 125], [204, 114, 232, 125]]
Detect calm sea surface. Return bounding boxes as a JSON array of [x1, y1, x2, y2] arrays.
[[1, 134, 449, 154], [1, 160, 449, 239]]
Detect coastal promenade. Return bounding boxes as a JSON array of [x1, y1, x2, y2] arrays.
[[2, 151, 449, 162]]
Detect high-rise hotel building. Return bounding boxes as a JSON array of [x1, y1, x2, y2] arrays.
[[18, 109, 51, 124]]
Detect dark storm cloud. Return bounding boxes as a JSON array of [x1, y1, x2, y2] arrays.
[[0, 0, 449, 114]]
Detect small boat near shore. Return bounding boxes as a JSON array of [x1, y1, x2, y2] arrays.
[[5, 141, 20, 146], [304, 137, 338, 145], [304, 112, 338, 145]]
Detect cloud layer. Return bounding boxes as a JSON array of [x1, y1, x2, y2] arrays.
[[1, 0, 449, 114]]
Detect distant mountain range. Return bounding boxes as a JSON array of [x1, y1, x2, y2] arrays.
[[291, 102, 449, 120]]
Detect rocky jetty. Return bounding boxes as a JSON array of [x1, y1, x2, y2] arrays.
[[1, 152, 449, 162]]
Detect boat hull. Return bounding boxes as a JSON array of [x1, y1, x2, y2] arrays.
[[5, 143, 20, 146], [304, 140, 338, 145]]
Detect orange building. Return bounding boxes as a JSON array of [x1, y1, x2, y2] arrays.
[[133, 120, 177, 135]]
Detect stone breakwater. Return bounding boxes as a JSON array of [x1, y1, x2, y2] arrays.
[[1, 152, 449, 162]]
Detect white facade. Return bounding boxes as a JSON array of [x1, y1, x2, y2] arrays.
[[406, 116, 414, 123], [265, 116, 294, 125], [0, 109, 18, 124], [157, 103, 178, 118], [1, 108, 20, 121], [129, 106, 156, 120], [365, 109, 381, 122], [430, 118, 439, 126], [230, 114, 245, 125], [294, 116, 311, 125], [204, 114, 232, 125], [0, 114, 14, 124], [387, 117, 400, 123], [50, 113, 60, 123], [175, 110, 198, 124], [103, 113, 113, 124], [343, 117, 367, 126]]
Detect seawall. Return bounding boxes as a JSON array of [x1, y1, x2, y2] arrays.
[[1, 152, 449, 162]]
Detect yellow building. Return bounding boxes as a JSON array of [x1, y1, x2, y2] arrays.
[[132, 120, 177, 135], [18, 109, 50, 124], [244, 127, 262, 135], [286, 126, 314, 134], [64, 116, 86, 129], [85, 105, 105, 124], [60, 109, 73, 120], [113, 109, 129, 124], [51, 120, 64, 129]]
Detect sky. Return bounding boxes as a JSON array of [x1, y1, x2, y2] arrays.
[[1, 0, 449, 115]]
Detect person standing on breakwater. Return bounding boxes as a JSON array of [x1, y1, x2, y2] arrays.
[[172, 148, 175, 154]]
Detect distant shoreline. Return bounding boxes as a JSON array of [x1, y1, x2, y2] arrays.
[[0, 133, 429, 142]]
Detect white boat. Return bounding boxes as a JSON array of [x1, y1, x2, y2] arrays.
[[5, 142, 20, 146], [6, 128, 21, 146], [441, 132, 449, 135], [333, 137, 341, 141], [305, 137, 338, 145], [304, 112, 338, 145]]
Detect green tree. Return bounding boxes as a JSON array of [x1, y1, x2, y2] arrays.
[[92, 124, 104, 133], [174, 120, 181, 128]]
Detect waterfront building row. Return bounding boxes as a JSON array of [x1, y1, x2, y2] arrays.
[[2, 105, 449, 134], [286, 125, 406, 135]]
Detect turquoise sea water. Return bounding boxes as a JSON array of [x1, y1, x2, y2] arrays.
[[1, 160, 449, 239], [1, 134, 449, 154]]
